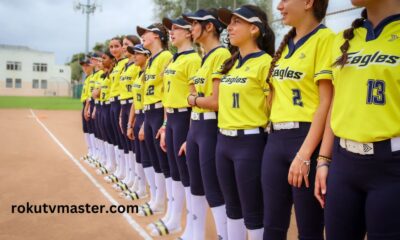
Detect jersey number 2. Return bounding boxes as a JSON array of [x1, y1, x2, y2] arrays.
[[292, 89, 303, 107]]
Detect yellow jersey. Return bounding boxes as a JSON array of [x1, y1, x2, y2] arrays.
[[143, 50, 173, 105], [109, 58, 129, 98], [132, 71, 145, 111], [119, 61, 141, 100], [99, 72, 112, 102], [80, 72, 93, 102], [163, 50, 201, 108], [191, 46, 231, 113], [219, 51, 272, 129], [270, 25, 334, 123], [93, 69, 104, 100], [331, 15, 400, 142]]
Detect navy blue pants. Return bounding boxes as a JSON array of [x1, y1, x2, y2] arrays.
[[120, 102, 135, 153], [262, 123, 323, 240], [134, 113, 151, 167], [325, 137, 400, 240], [144, 107, 170, 177], [87, 100, 95, 134], [110, 100, 126, 151], [94, 103, 101, 140], [186, 119, 224, 207], [166, 111, 191, 187], [100, 104, 114, 145], [81, 102, 89, 133], [216, 132, 267, 229]]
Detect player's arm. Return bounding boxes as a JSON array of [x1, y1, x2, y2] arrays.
[[127, 102, 136, 140], [188, 79, 220, 111]]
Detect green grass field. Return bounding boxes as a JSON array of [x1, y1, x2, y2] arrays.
[[0, 96, 82, 110]]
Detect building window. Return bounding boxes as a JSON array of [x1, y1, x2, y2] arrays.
[[15, 79, 22, 88], [6, 61, 22, 71], [60, 69, 64, 73], [32, 79, 39, 89], [6, 78, 13, 88], [33, 63, 47, 72], [41, 79, 47, 89]]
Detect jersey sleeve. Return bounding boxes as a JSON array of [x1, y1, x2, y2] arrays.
[[211, 50, 231, 80], [186, 56, 201, 86], [258, 56, 272, 96], [314, 32, 335, 83]]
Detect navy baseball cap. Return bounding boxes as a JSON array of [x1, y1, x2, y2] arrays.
[[218, 7, 266, 36], [182, 9, 225, 33], [87, 52, 102, 59], [79, 58, 91, 66], [127, 44, 151, 55], [136, 24, 167, 41], [163, 17, 191, 30]]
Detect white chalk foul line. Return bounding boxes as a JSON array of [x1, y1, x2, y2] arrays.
[[29, 109, 152, 240]]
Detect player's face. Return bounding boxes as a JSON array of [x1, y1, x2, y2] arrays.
[[123, 38, 134, 57], [109, 39, 123, 59], [227, 15, 257, 47], [141, 31, 157, 49], [191, 20, 203, 43], [133, 53, 147, 67], [101, 55, 112, 69], [170, 25, 191, 47], [277, 0, 309, 27]]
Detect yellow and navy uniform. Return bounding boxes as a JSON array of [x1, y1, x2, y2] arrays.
[[191, 46, 231, 113], [218, 51, 272, 129], [109, 58, 129, 98], [99, 72, 112, 103], [330, 15, 400, 142], [163, 50, 201, 108], [132, 71, 145, 111], [119, 61, 141, 100], [270, 25, 334, 123], [93, 69, 104, 101], [143, 50, 173, 105]]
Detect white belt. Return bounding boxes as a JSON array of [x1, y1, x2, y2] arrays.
[[272, 122, 300, 130], [104, 101, 110, 105], [166, 107, 190, 114], [144, 102, 163, 111], [191, 111, 217, 120], [120, 99, 133, 105], [135, 109, 144, 114], [219, 128, 265, 137], [94, 100, 99, 104], [340, 137, 400, 155]]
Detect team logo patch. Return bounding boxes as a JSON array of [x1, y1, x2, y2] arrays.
[[299, 53, 306, 59], [363, 144, 373, 153], [389, 34, 399, 42]]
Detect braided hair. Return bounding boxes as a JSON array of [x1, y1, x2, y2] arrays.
[[333, 9, 367, 68]]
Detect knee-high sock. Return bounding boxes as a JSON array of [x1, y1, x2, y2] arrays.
[[211, 205, 228, 240], [227, 218, 246, 240], [191, 195, 207, 240], [143, 167, 156, 206]]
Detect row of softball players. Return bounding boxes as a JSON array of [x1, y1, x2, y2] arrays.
[[80, 0, 400, 239]]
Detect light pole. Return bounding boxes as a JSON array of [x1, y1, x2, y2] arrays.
[[73, 0, 101, 56]]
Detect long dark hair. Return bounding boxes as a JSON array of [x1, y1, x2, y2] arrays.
[[266, 0, 329, 82], [221, 4, 275, 74], [199, 8, 222, 39], [332, 9, 367, 68]]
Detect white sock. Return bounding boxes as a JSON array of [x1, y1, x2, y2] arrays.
[[144, 167, 156, 206], [191, 195, 207, 240], [162, 177, 173, 222], [89, 134, 96, 158], [100, 141, 107, 165], [106, 143, 116, 172], [248, 228, 264, 240], [114, 146, 121, 175], [166, 180, 184, 230], [126, 151, 136, 186], [84, 133, 92, 156], [153, 173, 166, 210], [211, 205, 228, 240], [227, 218, 246, 240], [123, 153, 131, 183], [180, 188, 193, 240], [136, 163, 147, 195]]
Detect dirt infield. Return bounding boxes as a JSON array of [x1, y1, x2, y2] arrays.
[[0, 109, 298, 240]]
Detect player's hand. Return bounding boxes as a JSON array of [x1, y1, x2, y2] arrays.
[[127, 127, 135, 141], [91, 107, 96, 119], [288, 153, 310, 188], [156, 126, 167, 152], [138, 124, 145, 141], [178, 142, 187, 156], [84, 109, 90, 121], [314, 164, 329, 208]]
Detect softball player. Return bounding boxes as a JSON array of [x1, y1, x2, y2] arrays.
[[80, 59, 95, 163], [124, 44, 152, 201], [216, 5, 274, 240], [146, 17, 201, 237], [136, 23, 172, 216], [261, 0, 333, 239], [182, 8, 230, 240], [314, 1, 400, 239], [104, 37, 130, 185], [113, 35, 141, 192]]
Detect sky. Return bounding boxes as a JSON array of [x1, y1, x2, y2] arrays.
[[0, 0, 360, 65]]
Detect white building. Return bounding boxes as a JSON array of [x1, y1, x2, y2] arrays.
[[0, 44, 71, 96]]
